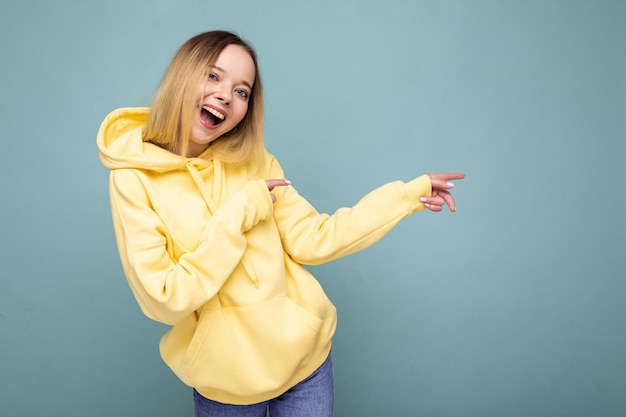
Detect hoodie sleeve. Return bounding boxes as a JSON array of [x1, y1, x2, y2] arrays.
[[268, 156, 432, 265], [109, 169, 272, 325]]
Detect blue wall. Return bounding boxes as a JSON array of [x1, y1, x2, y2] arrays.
[[1, 1, 624, 416]]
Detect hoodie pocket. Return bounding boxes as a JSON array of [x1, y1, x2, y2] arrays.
[[183, 296, 323, 396]]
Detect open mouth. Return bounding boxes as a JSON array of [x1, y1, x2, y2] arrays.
[[200, 105, 225, 128]]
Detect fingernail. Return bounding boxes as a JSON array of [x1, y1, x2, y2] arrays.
[[447, 182, 454, 187], [424, 203, 431, 208], [420, 197, 427, 202]]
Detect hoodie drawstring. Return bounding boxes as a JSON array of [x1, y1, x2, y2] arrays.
[[186, 161, 218, 214]]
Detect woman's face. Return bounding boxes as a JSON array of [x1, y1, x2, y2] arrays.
[[188, 44, 256, 158]]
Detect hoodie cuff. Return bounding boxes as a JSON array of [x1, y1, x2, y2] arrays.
[[405, 174, 432, 212], [241, 179, 273, 231]]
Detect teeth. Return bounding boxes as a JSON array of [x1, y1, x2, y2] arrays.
[[202, 105, 225, 120]]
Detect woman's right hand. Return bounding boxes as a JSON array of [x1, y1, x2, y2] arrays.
[[421, 172, 466, 212], [265, 179, 291, 203]]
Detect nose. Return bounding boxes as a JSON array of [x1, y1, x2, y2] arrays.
[[214, 83, 231, 104]]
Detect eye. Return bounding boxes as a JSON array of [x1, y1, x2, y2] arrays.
[[208, 72, 219, 81], [235, 88, 249, 99]]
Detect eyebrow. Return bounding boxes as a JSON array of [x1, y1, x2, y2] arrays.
[[211, 65, 253, 90]]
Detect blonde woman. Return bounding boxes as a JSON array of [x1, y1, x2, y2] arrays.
[[97, 30, 465, 417]]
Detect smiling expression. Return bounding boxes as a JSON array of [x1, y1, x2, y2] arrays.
[[187, 44, 256, 158]]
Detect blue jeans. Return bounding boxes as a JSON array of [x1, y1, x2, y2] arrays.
[[193, 354, 334, 417]]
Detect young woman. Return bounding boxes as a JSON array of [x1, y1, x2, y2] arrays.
[[97, 30, 465, 417]]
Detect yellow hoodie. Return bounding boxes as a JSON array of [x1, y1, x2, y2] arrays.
[[97, 107, 432, 405]]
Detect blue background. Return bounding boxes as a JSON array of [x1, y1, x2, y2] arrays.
[[1, 1, 624, 416]]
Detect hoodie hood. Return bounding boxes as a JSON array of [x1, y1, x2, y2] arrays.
[[97, 107, 213, 172]]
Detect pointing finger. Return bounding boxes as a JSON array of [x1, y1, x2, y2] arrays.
[[428, 172, 466, 182], [266, 179, 291, 191]]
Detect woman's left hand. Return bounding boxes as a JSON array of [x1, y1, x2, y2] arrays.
[[421, 172, 466, 212], [265, 179, 291, 203]]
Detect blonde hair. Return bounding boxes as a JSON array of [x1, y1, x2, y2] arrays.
[[143, 31, 265, 167]]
